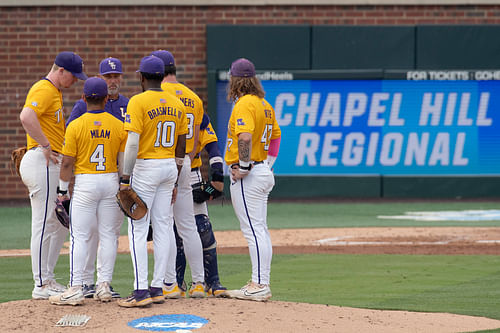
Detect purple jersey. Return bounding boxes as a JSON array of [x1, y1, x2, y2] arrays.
[[66, 94, 129, 126]]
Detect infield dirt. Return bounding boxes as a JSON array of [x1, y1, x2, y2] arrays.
[[2, 227, 500, 332]]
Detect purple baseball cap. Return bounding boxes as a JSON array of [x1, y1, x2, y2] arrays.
[[150, 50, 175, 66], [137, 56, 164, 75], [99, 57, 123, 75], [84, 77, 108, 98], [230, 58, 256, 78], [55, 51, 88, 80]]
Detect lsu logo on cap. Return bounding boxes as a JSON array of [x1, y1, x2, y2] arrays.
[[108, 59, 116, 69], [237, 118, 245, 126]]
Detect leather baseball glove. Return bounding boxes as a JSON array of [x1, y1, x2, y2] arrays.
[[116, 187, 148, 220], [10, 146, 27, 176], [192, 181, 223, 204], [55, 198, 70, 229]]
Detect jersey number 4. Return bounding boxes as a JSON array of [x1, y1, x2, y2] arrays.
[[90, 144, 106, 171]]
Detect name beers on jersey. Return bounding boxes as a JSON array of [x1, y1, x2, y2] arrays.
[[147, 105, 182, 120]]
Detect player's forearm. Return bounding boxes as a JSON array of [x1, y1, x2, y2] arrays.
[[59, 155, 75, 191], [175, 134, 186, 175], [188, 124, 200, 160], [123, 131, 140, 177], [238, 132, 252, 163], [19, 107, 50, 147], [267, 137, 281, 168]]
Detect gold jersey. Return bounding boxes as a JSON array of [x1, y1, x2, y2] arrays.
[[161, 82, 203, 154], [63, 110, 127, 174], [23, 79, 65, 152], [225, 95, 281, 165], [191, 121, 218, 169], [124, 89, 188, 159]]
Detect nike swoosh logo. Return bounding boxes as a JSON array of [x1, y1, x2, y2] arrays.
[[61, 292, 80, 300], [244, 290, 268, 296]]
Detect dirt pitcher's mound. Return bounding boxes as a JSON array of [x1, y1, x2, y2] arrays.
[[1, 298, 500, 332]]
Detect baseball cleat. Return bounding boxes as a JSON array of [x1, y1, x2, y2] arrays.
[[117, 290, 152, 308], [47, 279, 66, 292], [189, 282, 207, 298], [110, 285, 121, 298], [49, 285, 84, 306], [149, 286, 165, 304], [32, 283, 65, 300], [226, 282, 272, 302], [162, 282, 182, 299], [94, 282, 112, 302], [82, 284, 96, 298], [207, 281, 228, 298]]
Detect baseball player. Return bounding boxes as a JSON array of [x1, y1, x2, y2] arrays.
[[117, 56, 187, 308], [66, 57, 129, 299], [175, 113, 227, 297], [19, 51, 87, 300], [151, 50, 206, 298], [48, 77, 127, 305], [224, 58, 281, 302]]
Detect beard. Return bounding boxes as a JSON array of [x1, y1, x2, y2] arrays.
[[108, 85, 119, 96]]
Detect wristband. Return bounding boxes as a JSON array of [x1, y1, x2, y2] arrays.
[[59, 179, 69, 192], [57, 186, 68, 196], [176, 157, 184, 166], [239, 160, 250, 170], [41, 143, 51, 150], [120, 176, 130, 185], [238, 168, 249, 175]]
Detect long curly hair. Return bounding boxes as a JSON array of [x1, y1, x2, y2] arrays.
[[227, 76, 265, 102]]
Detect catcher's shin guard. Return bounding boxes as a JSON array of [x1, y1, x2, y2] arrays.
[[195, 214, 220, 286], [174, 224, 187, 286]]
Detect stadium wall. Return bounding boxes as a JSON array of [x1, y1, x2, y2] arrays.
[[2, 5, 500, 200]]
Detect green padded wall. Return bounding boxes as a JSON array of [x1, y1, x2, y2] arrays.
[[311, 26, 415, 69], [206, 25, 310, 70], [416, 25, 500, 69]]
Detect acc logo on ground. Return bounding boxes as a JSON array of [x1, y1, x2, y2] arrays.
[[128, 314, 209, 331]]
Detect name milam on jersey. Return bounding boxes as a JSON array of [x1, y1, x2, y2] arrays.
[[147, 106, 181, 120], [90, 129, 110, 139]]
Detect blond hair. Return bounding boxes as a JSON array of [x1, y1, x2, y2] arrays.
[[227, 76, 265, 102]]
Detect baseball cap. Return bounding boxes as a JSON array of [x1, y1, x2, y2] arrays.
[[230, 58, 256, 78], [150, 50, 175, 66], [55, 51, 88, 80], [83, 77, 108, 98], [137, 56, 164, 75], [99, 57, 123, 75]]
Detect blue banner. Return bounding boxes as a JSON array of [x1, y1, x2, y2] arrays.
[[216, 80, 500, 175]]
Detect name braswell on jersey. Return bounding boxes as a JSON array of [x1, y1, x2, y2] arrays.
[[147, 106, 181, 120]]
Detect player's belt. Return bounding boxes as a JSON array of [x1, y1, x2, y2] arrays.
[[230, 161, 264, 168], [191, 167, 199, 172]]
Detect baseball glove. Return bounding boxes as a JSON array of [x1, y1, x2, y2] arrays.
[[10, 146, 27, 176], [55, 198, 70, 229], [116, 187, 148, 220], [192, 181, 223, 204]]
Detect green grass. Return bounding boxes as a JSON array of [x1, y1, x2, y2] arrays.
[[3, 253, 500, 323], [3, 201, 500, 329], [6, 201, 500, 249]]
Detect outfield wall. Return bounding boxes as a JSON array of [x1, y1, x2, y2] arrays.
[[3, 5, 500, 199]]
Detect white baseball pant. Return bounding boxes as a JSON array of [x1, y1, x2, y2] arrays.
[[128, 158, 177, 290], [230, 161, 274, 285], [165, 156, 204, 284], [69, 173, 121, 286], [19, 147, 68, 287]]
